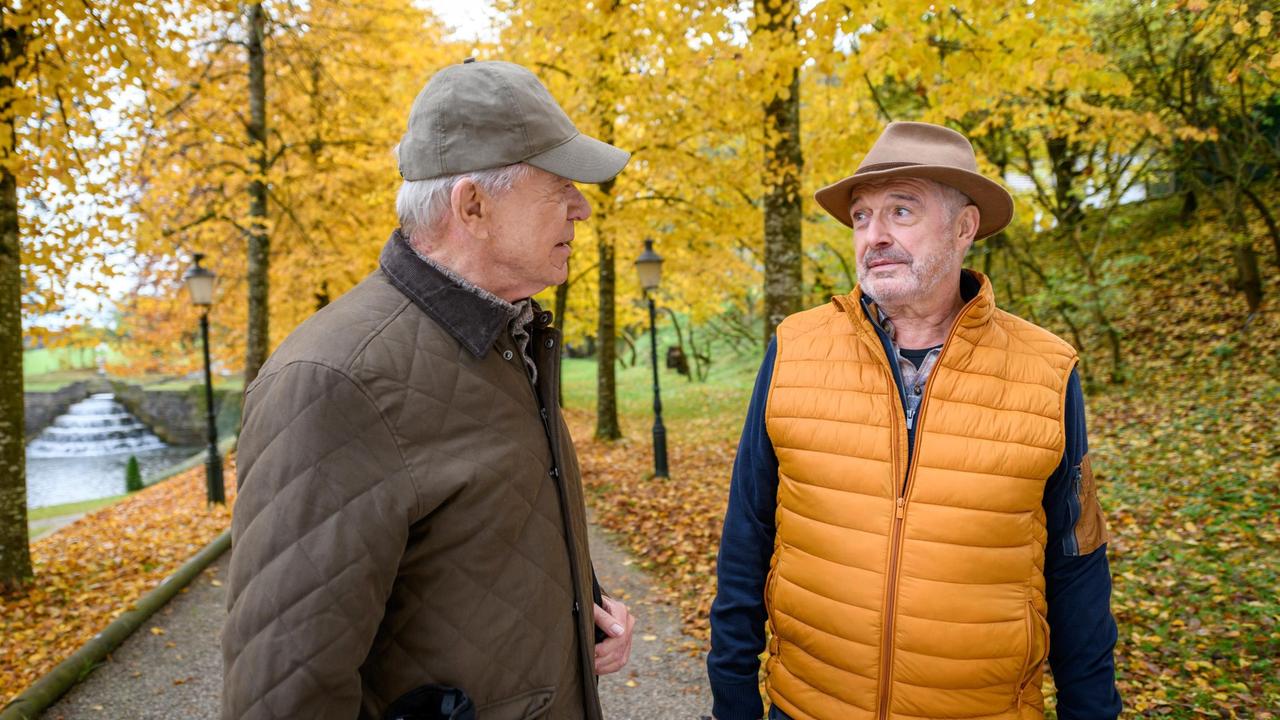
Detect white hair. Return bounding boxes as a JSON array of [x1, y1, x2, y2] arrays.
[[396, 162, 532, 240]]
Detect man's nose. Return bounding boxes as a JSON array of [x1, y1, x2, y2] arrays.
[[860, 212, 893, 247], [568, 185, 591, 222]]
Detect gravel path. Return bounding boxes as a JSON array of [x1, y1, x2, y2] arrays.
[[41, 521, 712, 719], [591, 514, 713, 720], [42, 553, 228, 720]]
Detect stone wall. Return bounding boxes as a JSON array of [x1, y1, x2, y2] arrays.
[[108, 382, 243, 446], [23, 382, 96, 438]]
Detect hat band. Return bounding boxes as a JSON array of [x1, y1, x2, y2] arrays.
[[856, 161, 922, 175]]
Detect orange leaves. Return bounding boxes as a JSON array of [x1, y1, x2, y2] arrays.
[[570, 409, 734, 643], [0, 460, 236, 702]]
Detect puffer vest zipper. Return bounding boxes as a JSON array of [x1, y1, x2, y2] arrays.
[[763, 274, 1076, 720]]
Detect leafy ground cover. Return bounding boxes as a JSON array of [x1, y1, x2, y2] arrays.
[[0, 464, 235, 703]]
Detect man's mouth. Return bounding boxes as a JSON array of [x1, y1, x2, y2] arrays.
[[867, 258, 907, 269]]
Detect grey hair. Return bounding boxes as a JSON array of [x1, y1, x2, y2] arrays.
[[395, 162, 532, 239], [935, 182, 974, 225]]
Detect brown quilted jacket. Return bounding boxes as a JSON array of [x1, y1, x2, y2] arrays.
[[222, 231, 602, 720]]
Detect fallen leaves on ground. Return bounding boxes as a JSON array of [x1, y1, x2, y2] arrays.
[[0, 462, 236, 703], [571, 409, 733, 649]]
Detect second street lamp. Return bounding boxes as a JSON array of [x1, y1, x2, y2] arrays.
[[183, 253, 225, 505], [635, 239, 669, 479]]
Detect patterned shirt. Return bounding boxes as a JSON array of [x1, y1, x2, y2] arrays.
[[867, 302, 942, 430]]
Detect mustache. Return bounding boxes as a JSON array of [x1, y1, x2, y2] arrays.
[[861, 249, 913, 267]]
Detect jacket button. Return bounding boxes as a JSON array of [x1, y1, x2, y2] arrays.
[[913, 385, 922, 395], [544, 338, 555, 348], [503, 350, 514, 360]]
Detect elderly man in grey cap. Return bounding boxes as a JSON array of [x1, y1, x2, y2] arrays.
[[223, 59, 633, 720]]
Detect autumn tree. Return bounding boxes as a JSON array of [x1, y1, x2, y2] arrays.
[[755, 0, 805, 343], [1, 0, 176, 588], [1102, 0, 1280, 315], [0, 5, 26, 590], [244, 0, 269, 385], [121, 1, 453, 377], [496, 0, 761, 436]]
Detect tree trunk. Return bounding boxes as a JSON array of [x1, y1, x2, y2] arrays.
[[0, 19, 32, 590], [244, 1, 270, 386], [618, 327, 637, 369], [595, 199, 621, 440], [1239, 184, 1280, 268], [1233, 242, 1263, 316], [1045, 132, 1084, 227], [592, 2, 622, 440], [757, 0, 804, 344]]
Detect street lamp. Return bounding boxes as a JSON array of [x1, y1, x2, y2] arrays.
[[634, 239, 669, 478], [183, 254, 225, 505]]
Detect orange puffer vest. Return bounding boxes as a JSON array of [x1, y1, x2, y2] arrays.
[[763, 274, 1077, 720]]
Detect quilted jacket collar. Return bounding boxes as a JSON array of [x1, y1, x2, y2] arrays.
[[379, 229, 551, 358]]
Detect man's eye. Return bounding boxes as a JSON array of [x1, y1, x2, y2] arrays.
[[893, 207, 911, 216], [852, 211, 868, 222]]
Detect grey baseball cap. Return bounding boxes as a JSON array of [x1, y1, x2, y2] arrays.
[[398, 59, 630, 184]]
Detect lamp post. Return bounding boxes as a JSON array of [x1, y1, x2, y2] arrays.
[[183, 254, 225, 505], [634, 239, 669, 478]]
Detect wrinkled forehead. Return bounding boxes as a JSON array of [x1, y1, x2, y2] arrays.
[[848, 177, 940, 208]]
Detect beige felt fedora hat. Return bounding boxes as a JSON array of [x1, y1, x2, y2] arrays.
[[814, 121, 1014, 239]]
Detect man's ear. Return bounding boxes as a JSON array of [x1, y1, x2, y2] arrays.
[[450, 178, 490, 239], [956, 204, 980, 248]]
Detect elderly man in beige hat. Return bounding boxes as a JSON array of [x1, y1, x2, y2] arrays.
[[224, 59, 633, 720], [708, 122, 1121, 720]]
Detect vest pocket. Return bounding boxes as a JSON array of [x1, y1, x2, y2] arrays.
[[476, 687, 556, 720], [1016, 601, 1051, 707], [764, 551, 782, 657]]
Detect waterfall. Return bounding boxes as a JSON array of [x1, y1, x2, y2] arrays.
[[27, 393, 168, 458]]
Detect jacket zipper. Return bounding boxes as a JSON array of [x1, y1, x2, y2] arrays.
[[872, 294, 978, 719]]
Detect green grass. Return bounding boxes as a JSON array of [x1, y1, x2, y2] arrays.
[[143, 377, 244, 392], [23, 346, 125, 377], [561, 347, 761, 437], [27, 494, 128, 522], [22, 370, 104, 392]]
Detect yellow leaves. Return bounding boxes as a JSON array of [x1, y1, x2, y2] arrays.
[[1174, 125, 1219, 143], [1, 461, 236, 702]]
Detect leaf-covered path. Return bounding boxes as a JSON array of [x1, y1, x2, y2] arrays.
[[40, 521, 712, 719]]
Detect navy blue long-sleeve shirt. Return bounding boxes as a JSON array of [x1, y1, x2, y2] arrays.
[[707, 329, 1122, 720]]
